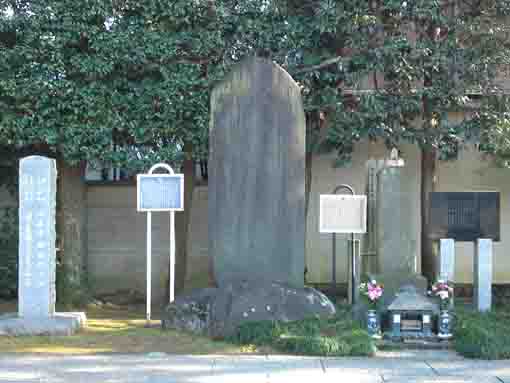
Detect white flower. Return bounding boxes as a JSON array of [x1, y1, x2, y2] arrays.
[[371, 279, 377, 285], [438, 291, 449, 300]]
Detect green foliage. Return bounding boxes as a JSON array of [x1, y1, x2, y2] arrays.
[[454, 308, 510, 359], [229, 307, 375, 357], [2, 0, 510, 170]]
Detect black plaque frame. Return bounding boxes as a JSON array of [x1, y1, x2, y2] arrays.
[[429, 192, 500, 242]]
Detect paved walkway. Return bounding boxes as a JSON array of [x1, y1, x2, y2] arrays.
[[1, 350, 509, 383]]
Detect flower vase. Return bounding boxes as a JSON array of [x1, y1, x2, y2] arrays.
[[367, 309, 381, 339], [437, 310, 452, 339]]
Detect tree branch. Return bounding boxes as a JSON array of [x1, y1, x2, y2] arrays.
[[294, 55, 344, 74]]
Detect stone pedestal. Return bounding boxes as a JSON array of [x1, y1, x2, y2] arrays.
[[209, 57, 306, 288], [474, 238, 492, 312]]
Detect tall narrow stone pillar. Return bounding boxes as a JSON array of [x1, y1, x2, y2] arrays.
[[439, 239, 455, 281], [18, 156, 57, 318], [376, 166, 418, 275], [474, 238, 493, 312]]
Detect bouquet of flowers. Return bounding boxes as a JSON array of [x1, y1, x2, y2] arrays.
[[359, 279, 384, 308], [431, 279, 454, 309]]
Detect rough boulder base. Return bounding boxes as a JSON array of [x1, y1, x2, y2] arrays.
[[209, 57, 306, 288], [162, 282, 336, 338]]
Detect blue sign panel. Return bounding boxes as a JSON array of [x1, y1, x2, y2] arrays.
[[137, 175, 184, 211]]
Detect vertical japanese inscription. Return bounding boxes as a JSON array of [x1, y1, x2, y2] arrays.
[[18, 156, 57, 318]]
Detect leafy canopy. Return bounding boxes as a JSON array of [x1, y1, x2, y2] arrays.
[[1, 0, 510, 170]]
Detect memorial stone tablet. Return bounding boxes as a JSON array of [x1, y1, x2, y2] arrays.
[[429, 192, 500, 241], [209, 57, 306, 287], [18, 156, 57, 318]]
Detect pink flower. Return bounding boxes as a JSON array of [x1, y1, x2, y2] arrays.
[[368, 286, 383, 301]]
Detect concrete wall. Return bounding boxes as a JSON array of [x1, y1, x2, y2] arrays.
[[305, 141, 422, 284], [86, 185, 170, 305], [84, 142, 510, 298], [436, 146, 510, 284]]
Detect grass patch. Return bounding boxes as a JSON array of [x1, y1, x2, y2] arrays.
[[454, 307, 510, 359], [228, 306, 375, 357], [0, 302, 245, 355]]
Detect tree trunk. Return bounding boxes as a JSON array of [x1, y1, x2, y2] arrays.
[[421, 149, 436, 283], [304, 115, 315, 283], [56, 160, 88, 306], [173, 143, 195, 296]]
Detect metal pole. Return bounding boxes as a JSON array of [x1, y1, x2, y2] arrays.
[[169, 211, 175, 303], [146, 211, 152, 324], [332, 233, 336, 287], [331, 184, 356, 303]]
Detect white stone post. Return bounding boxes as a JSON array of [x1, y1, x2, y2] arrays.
[[474, 238, 493, 312], [439, 239, 455, 281], [18, 156, 57, 318]]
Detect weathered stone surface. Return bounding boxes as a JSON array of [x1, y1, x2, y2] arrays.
[[162, 282, 336, 338], [208, 57, 306, 288], [376, 166, 419, 276], [0, 312, 86, 336], [388, 285, 439, 314], [18, 156, 57, 318], [371, 273, 427, 310]]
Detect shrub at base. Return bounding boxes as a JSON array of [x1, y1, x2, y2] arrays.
[[454, 309, 510, 359]]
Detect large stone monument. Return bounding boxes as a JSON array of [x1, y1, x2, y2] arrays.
[[209, 57, 306, 287], [163, 59, 336, 337], [0, 156, 86, 335]]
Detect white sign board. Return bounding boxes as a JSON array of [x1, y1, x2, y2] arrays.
[[319, 194, 367, 233], [137, 174, 184, 212], [137, 163, 184, 323]]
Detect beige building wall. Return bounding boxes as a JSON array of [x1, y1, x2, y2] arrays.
[[305, 141, 422, 284], [436, 146, 510, 284], [83, 142, 510, 298], [86, 185, 171, 305]]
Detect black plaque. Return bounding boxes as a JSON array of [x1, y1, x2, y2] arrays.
[[429, 192, 500, 241]]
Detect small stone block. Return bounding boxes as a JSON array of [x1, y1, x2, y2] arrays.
[[0, 312, 87, 336]]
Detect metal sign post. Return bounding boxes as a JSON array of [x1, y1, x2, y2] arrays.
[[137, 163, 184, 325], [319, 185, 367, 305]]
